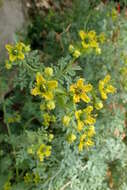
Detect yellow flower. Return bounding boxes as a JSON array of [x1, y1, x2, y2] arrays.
[[67, 133, 76, 143], [31, 72, 58, 100], [47, 100, 55, 110], [44, 67, 53, 77], [73, 50, 81, 58], [6, 43, 25, 62], [99, 75, 116, 100], [70, 78, 92, 103], [37, 144, 51, 162], [79, 30, 102, 55], [62, 115, 71, 126], [5, 42, 30, 63], [75, 106, 96, 131]]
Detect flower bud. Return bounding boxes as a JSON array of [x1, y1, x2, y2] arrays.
[[44, 67, 53, 77], [62, 115, 70, 126]]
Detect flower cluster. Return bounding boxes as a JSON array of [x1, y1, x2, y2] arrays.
[[62, 78, 97, 151], [79, 30, 102, 53], [99, 75, 116, 100], [31, 68, 58, 129], [75, 106, 96, 151], [5, 42, 30, 69], [75, 106, 96, 131], [24, 172, 40, 185], [37, 143, 51, 162], [69, 30, 105, 58]]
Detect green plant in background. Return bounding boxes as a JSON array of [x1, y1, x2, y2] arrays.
[[1, 0, 127, 190]]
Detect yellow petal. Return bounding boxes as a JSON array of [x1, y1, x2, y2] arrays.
[[73, 94, 80, 103], [84, 139, 94, 147], [106, 85, 116, 94], [77, 120, 84, 131], [9, 54, 16, 62], [36, 72, 45, 85], [101, 91, 107, 100], [79, 30, 86, 40], [78, 142, 84, 152], [84, 106, 93, 114], [77, 78, 84, 88], [81, 41, 89, 49], [81, 93, 90, 103], [85, 116, 96, 125], [75, 110, 82, 120], [70, 84, 76, 92], [103, 74, 111, 84], [31, 87, 40, 96], [83, 84, 93, 92], [5, 44, 13, 52], [47, 80, 58, 89], [42, 91, 54, 100], [18, 52, 25, 60]]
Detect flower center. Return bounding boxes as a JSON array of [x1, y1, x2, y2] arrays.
[[75, 88, 82, 95], [80, 112, 87, 121], [12, 49, 18, 55], [84, 37, 90, 44], [39, 84, 47, 92]]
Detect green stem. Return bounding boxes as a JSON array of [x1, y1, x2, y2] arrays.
[[3, 102, 19, 180]]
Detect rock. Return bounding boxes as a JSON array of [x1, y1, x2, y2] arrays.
[[0, 0, 28, 62]]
